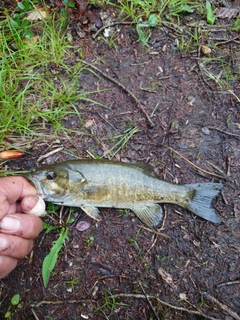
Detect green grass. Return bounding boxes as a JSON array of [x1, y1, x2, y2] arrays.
[[102, 123, 139, 159], [96, 290, 129, 315], [0, 10, 104, 142], [1, 0, 238, 145], [92, 0, 204, 47]]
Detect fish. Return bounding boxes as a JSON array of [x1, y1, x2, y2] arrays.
[[25, 160, 223, 227]]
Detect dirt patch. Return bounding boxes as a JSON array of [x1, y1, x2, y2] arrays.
[[1, 7, 240, 320]]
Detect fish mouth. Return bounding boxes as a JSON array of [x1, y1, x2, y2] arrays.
[[24, 174, 45, 197]]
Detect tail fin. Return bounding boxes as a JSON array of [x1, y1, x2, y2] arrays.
[[184, 183, 222, 223]]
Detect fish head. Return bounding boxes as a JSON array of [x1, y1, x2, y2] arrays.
[[26, 167, 71, 199]]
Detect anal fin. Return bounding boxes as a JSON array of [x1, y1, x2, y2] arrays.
[[131, 204, 163, 227], [81, 206, 102, 221]]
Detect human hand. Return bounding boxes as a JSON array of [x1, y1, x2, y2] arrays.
[[0, 176, 45, 279]]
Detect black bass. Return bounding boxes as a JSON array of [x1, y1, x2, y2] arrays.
[[26, 160, 222, 227]]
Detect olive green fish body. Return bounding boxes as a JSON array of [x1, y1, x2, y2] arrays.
[[27, 160, 222, 227]]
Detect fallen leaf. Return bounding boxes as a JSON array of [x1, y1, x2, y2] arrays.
[[26, 8, 48, 21], [216, 8, 239, 19], [158, 267, 177, 289], [24, 35, 39, 46], [201, 45, 211, 57], [85, 119, 95, 128], [76, 221, 90, 231], [0, 150, 24, 160]]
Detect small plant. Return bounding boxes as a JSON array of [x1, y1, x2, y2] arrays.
[[128, 228, 142, 257], [97, 290, 128, 314], [232, 16, 240, 31], [63, 277, 81, 291], [4, 294, 22, 319], [59, 0, 75, 22], [136, 13, 158, 46], [117, 208, 130, 218], [97, 30, 119, 50], [156, 255, 169, 265], [5, 0, 37, 40], [84, 236, 95, 247], [199, 294, 210, 308]]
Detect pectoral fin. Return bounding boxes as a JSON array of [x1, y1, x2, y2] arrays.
[[131, 204, 163, 227], [81, 206, 102, 221]]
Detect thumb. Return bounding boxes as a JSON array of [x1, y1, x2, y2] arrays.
[[21, 195, 46, 216]]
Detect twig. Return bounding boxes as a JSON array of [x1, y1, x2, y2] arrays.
[[217, 280, 240, 288], [31, 309, 40, 320], [202, 292, 240, 320], [30, 299, 92, 307], [81, 60, 155, 127], [37, 147, 63, 162], [140, 226, 170, 239], [163, 145, 225, 180], [208, 127, 240, 140], [139, 282, 161, 320], [93, 20, 135, 39], [228, 90, 240, 103], [112, 293, 218, 320], [214, 34, 240, 46]]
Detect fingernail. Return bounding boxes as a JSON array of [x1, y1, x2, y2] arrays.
[[0, 217, 20, 232], [25, 195, 39, 210], [0, 236, 8, 250], [24, 196, 46, 216]]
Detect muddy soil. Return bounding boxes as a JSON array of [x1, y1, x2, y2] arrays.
[[1, 4, 240, 320]]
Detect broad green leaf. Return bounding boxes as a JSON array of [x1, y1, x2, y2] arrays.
[[17, 2, 25, 10], [21, 19, 30, 27], [148, 14, 158, 27], [68, 2, 75, 8], [42, 228, 69, 287], [4, 311, 11, 318], [206, 1, 215, 25], [11, 294, 20, 306], [10, 19, 20, 28]]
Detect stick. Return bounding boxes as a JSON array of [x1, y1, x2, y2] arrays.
[[112, 293, 218, 320], [139, 282, 161, 320], [208, 127, 240, 140], [37, 147, 63, 162], [81, 60, 155, 127], [202, 292, 240, 320], [214, 34, 240, 46], [163, 145, 225, 180]]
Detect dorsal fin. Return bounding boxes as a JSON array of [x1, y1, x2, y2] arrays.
[[132, 162, 158, 177]]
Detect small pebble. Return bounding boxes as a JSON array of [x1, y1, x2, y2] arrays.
[[202, 127, 210, 135]]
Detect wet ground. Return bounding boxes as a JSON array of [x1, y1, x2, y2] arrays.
[[1, 2, 240, 319]]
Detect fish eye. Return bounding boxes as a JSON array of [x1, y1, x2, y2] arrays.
[[46, 171, 57, 180]]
